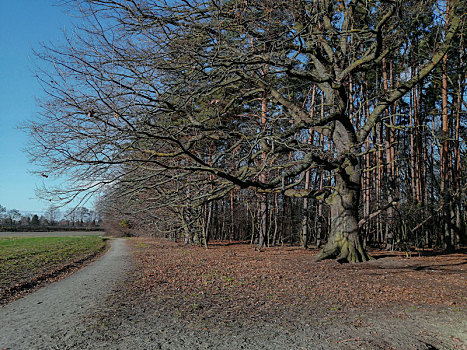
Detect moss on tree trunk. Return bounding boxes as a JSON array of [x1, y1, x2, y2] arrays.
[[315, 163, 372, 263], [315, 228, 371, 263]]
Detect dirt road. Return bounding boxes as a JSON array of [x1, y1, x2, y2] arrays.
[[0, 238, 132, 349]]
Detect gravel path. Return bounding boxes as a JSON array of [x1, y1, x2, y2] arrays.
[[0, 238, 132, 349]]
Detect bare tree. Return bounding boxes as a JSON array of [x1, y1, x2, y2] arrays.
[[27, 0, 463, 261], [7, 209, 22, 225], [45, 205, 60, 226]]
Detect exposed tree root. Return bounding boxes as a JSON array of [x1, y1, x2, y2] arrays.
[[314, 232, 372, 263]]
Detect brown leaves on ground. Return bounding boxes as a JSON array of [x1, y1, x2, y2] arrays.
[[130, 237, 466, 328]]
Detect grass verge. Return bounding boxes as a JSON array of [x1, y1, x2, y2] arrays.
[[0, 236, 106, 302]]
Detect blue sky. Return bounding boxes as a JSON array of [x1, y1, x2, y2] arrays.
[[0, 0, 75, 214]]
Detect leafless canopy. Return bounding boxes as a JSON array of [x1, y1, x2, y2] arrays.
[[26, 0, 463, 257]]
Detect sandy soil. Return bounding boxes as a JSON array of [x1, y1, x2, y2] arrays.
[[47, 293, 465, 350], [0, 238, 132, 349]]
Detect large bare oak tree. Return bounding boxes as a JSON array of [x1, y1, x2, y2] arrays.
[[27, 0, 462, 261]]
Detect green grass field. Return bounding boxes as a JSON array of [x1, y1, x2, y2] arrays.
[[0, 236, 106, 290]]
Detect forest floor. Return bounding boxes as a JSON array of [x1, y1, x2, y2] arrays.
[[83, 237, 466, 350], [1, 236, 466, 349]]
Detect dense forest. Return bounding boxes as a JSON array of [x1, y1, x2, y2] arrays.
[[27, 0, 466, 262]]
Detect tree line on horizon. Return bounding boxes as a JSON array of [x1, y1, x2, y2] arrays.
[[26, 0, 466, 261], [0, 204, 100, 230]]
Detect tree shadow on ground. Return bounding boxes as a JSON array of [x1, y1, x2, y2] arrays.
[[208, 241, 252, 247], [369, 247, 467, 259]]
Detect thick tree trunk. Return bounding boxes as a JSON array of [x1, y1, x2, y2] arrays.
[[315, 163, 372, 263]]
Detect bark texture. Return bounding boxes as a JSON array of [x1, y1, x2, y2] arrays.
[[315, 144, 371, 262]]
